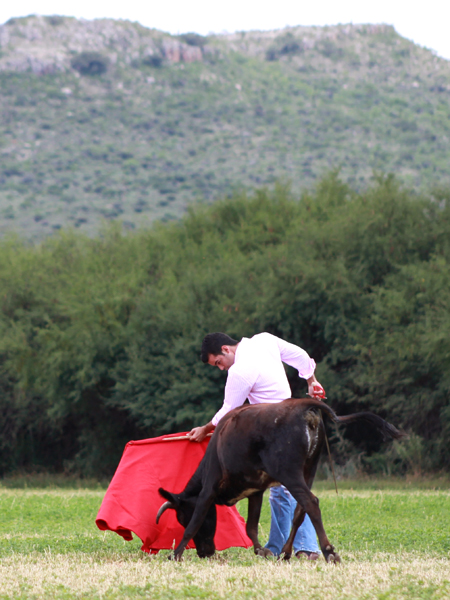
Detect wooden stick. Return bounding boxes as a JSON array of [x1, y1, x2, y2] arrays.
[[162, 433, 213, 441]]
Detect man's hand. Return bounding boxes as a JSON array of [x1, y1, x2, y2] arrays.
[[307, 376, 326, 399], [186, 422, 215, 442]]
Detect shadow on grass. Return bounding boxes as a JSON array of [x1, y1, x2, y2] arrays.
[[1, 471, 449, 491], [313, 474, 450, 492]]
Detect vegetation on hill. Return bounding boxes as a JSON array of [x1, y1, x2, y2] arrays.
[[1, 16, 450, 238], [0, 174, 449, 476]]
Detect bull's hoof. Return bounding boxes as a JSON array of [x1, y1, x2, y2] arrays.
[[197, 551, 216, 559], [280, 552, 292, 561], [325, 552, 341, 564], [255, 547, 275, 558], [168, 552, 183, 562]]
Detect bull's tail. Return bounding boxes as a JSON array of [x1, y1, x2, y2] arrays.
[[298, 397, 404, 441], [331, 411, 404, 440]]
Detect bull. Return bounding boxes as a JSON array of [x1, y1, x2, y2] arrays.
[[156, 397, 403, 562]]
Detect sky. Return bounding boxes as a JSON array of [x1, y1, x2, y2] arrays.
[[1, 1, 449, 61]]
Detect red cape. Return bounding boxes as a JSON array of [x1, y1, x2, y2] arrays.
[[96, 432, 252, 553]]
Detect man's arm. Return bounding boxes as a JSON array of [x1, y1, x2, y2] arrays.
[[187, 371, 253, 442], [275, 336, 316, 378], [186, 421, 215, 442], [274, 335, 326, 398], [187, 375, 325, 441]]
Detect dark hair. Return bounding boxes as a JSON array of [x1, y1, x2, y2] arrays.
[[201, 333, 239, 363]]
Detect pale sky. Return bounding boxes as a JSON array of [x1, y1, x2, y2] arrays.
[[1, 0, 449, 60]]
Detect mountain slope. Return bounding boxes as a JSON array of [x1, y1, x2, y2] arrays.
[[1, 16, 450, 239]]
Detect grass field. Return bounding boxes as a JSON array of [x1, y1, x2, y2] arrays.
[[0, 479, 449, 599]]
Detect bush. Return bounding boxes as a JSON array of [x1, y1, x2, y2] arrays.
[[318, 39, 345, 60], [71, 52, 109, 76], [0, 175, 449, 476], [45, 15, 64, 26], [179, 33, 208, 47], [266, 33, 304, 61], [142, 54, 164, 68]]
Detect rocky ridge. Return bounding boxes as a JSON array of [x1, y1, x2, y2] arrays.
[[0, 15, 206, 74], [1, 15, 448, 85]]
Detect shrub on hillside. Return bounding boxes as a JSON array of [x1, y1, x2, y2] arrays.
[[142, 53, 164, 68], [71, 52, 109, 76], [45, 15, 64, 26], [266, 33, 304, 61], [318, 39, 345, 60], [179, 33, 208, 47]]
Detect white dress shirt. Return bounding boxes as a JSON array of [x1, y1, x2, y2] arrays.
[[211, 332, 316, 426]]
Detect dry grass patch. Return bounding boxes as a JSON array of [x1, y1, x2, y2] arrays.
[[0, 552, 449, 599]]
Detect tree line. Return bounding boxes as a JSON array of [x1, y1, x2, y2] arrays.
[[1, 173, 449, 477]]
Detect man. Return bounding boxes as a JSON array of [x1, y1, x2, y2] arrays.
[[187, 331, 326, 559]]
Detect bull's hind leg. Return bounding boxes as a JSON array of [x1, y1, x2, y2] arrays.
[[246, 492, 274, 558], [281, 478, 340, 563], [278, 502, 307, 561]]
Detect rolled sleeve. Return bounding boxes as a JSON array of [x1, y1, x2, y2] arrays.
[[276, 337, 316, 380]]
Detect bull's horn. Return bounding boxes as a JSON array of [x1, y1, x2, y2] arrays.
[[156, 501, 175, 524]]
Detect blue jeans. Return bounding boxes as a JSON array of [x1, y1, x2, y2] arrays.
[[265, 485, 320, 555]]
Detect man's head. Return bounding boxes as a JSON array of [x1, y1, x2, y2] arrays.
[[201, 332, 239, 371]]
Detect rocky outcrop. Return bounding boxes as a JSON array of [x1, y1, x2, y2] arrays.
[[218, 23, 396, 58], [0, 15, 206, 74], [0, 16, 423, 77], [161, 39, 203, 64]]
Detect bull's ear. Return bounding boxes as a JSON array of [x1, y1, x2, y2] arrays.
[[158, 487, 179, 504]]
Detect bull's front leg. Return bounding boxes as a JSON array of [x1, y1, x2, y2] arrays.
[[172, 491, 215, 561], [246, 492, 274, 558]]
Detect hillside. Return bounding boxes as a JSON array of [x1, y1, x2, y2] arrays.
[[1, 15, 450, 239]]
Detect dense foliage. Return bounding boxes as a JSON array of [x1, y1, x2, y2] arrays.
[[0, 174, 449, 476]]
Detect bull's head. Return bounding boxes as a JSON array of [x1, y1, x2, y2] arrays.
[[157, 487, 217, 558]]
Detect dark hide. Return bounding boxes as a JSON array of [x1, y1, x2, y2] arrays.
[[157, 398, 403, 562]]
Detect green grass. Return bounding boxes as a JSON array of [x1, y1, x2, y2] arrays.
[[0, 472, 110, 490], [0, 481, 449, 598]]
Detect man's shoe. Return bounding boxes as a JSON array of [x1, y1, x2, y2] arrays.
[[295, 551, 320, 561]]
